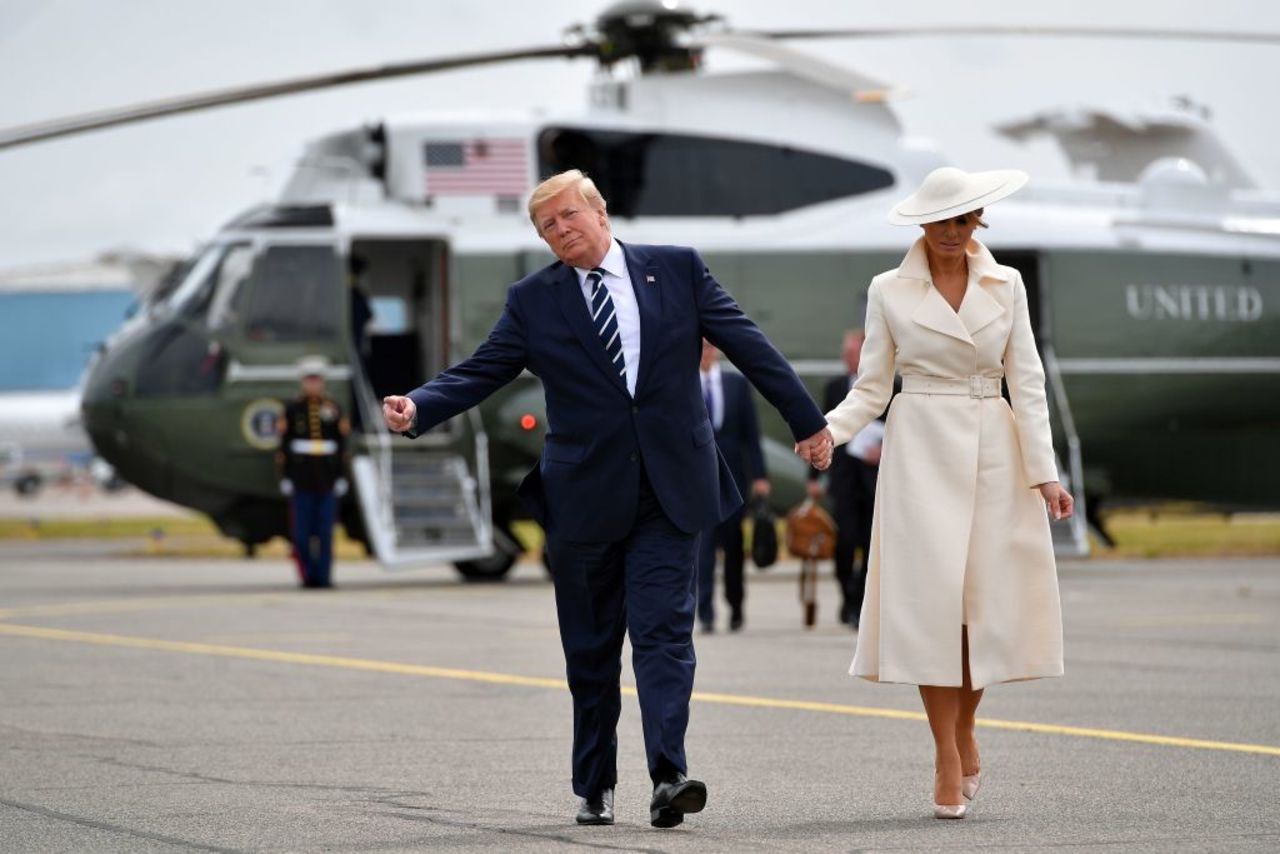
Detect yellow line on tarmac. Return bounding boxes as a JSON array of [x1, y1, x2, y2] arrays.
[[0, 623, 565, 691], [2, 621, 1277, 758], [0, 595, 293, 620]]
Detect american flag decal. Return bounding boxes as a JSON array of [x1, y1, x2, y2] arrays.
[[423, 138, 528, 197]]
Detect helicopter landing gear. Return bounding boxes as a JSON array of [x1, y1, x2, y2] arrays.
[[14, 473, 42, 497], [454, 523, 522, 582], [1085, 492, 1116, 549]]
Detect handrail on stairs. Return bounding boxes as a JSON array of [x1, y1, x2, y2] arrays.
[[349, 357, 396, 546], [1040, 343, 1089, 556]]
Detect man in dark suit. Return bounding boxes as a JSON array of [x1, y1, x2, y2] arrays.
[[808, 330, 893, 628], [383, 170, 832, 829], [696, 340, 768, 633]]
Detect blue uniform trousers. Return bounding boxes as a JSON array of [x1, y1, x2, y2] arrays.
[[290, 491, 337, 587], [545, 466, 699, 798]]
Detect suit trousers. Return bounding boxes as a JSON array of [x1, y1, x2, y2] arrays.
[[832, 459, 877, 619], [545, 464, 699, 798], [695, 507, 745, 626]]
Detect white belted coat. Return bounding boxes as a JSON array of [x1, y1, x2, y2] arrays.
[[826, 238, 1064, 689]]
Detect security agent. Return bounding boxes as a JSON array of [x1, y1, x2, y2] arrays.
[[808, 330, 898, 628], [696, 339, 770, 633], [277, 356, 350, 589]]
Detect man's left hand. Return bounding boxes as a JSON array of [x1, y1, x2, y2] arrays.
[[750, 478, 771, 498], [334, 478, 349, 498], [795, 428, 834, 471]]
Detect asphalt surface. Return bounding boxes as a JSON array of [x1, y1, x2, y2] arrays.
[[0, 545, 1277, 853]]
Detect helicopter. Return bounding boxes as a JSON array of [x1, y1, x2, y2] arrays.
[[3, 1, 1277, 579]]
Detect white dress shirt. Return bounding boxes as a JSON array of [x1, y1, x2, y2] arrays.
[[575, 238, 641, 396], [844, 373, 884, 462], [700, 362, 725, 430]]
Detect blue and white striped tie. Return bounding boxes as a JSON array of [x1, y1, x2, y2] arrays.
[[587, 268, 627, 380]]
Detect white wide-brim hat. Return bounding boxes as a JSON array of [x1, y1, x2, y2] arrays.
[[889, 166, 1028, 226]]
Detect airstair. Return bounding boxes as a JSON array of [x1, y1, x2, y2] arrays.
[[1042, 345, 1090, 557], [348, 366, 495, 570]]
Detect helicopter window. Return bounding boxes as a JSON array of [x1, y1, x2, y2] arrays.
[[237, 246, 341, 342], [206, 244, 255, 331], [538, 128, 894, 217], [162, 244, 227, 318]]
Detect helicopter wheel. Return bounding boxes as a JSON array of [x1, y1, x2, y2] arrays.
[[14, 474, 42, 497], [454, 524, 521, 582]]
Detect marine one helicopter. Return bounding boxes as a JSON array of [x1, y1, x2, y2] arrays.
[[4, 1, 1278, 578]]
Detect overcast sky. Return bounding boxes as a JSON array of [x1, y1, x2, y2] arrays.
[[1, 0, 1277, 268]]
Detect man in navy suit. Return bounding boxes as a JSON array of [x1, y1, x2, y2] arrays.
[[383, 170, 832, 828], [696, 340, 769, 633], [807, 330, 897, 628]]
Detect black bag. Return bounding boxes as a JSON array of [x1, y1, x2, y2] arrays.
[[750, 497, 779, 569]]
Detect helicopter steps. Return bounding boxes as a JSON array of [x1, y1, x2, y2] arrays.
[[351, 445, 493, 569], [1048, 451, 1089, 558]]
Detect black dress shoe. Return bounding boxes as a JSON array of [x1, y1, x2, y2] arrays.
[[650, 773, 707, 828], [729, 610, 744, 632], [575, 788, 614, 825]]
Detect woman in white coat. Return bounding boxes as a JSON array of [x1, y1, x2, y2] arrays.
[[822, 167, 1074, 819]]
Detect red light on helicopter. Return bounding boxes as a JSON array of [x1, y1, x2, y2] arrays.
[[520, 414, 537, 431]]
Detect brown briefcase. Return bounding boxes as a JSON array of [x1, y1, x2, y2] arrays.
[[785, 499, 836, 560]]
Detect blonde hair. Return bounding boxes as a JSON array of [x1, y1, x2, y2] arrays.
[[527, 169, 607, 231]]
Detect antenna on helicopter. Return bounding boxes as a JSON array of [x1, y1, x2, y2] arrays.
[[2, 0, 1277, 151]]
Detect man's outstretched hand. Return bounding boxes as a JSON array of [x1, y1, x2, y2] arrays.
[[795, 427, 834, 471], [383, 395, 417, 433]]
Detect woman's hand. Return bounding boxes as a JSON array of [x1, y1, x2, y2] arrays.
[[1037, 482, 1074, 521]]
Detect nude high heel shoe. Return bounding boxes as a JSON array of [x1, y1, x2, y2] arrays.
[[933, 769, 969, 819], [962, 771, 982, 802]]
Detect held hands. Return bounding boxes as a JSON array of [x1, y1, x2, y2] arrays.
[[1037, 482, 1074, 520], [794, 427, 835, 471], [382, 395, 417, 433], [750, 478, 771, 498]]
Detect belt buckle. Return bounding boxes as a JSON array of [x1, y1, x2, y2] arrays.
[[969, 376, 983, 398]]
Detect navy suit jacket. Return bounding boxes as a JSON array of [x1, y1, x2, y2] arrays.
[[711, 371, 767, 498], [406, 241, 826, 542]]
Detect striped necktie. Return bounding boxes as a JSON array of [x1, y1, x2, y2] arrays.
[[587, 267, 626, 380]]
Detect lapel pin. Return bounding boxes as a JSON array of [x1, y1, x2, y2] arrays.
[[645, 275, 656, 283]]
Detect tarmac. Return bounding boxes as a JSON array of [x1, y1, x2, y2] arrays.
[[0, 542, 1277, 853]]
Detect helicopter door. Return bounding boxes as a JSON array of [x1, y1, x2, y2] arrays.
[[343, 237, 497, 574], [348, 239, 449, 410]]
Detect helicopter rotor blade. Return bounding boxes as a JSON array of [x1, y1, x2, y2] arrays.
[[751, 25, 1280, 44], [0, 43, 596, 151], [691, 33, 905, 102]]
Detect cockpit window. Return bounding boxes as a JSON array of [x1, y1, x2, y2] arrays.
[[538, 127, 895, 217], [238, 246, 341, 342], [207, 244, 255, 331], [162, 244, 227, 318]]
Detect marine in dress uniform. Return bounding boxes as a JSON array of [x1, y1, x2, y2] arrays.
[[277, 356, 350, 589]]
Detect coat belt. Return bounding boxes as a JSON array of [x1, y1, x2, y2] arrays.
[[900, 374, 1002, 399]]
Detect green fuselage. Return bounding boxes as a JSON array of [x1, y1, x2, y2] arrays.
[[81, 241, 1279, 547]]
